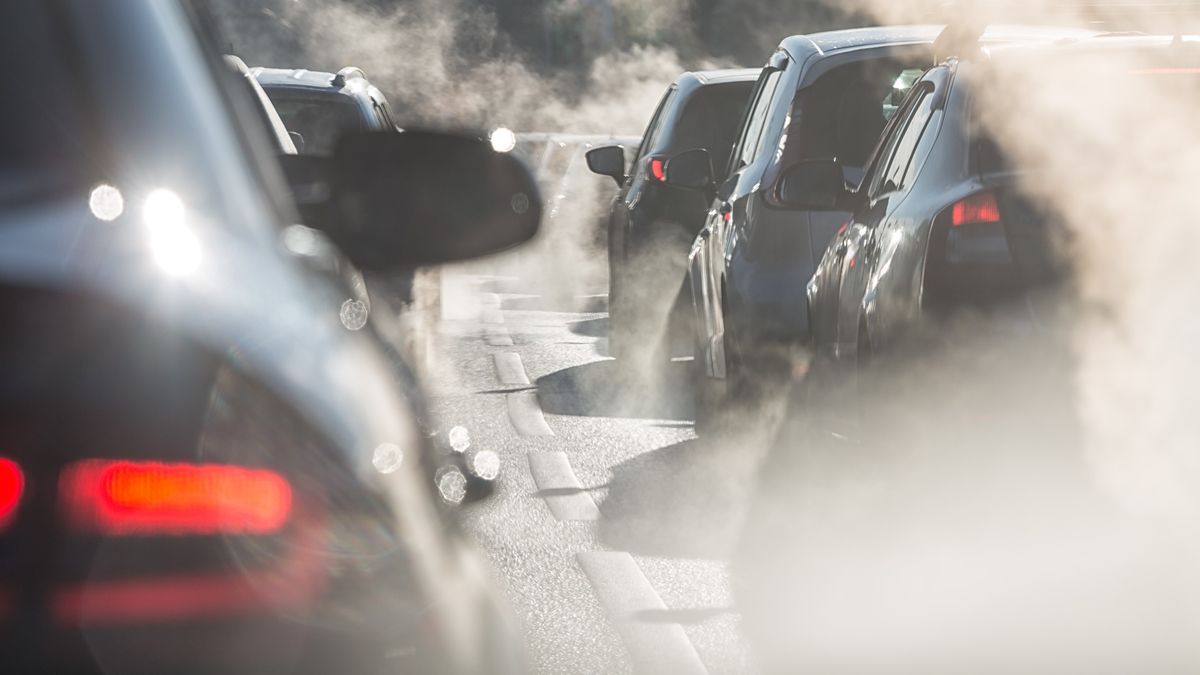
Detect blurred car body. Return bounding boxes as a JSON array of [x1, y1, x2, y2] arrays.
[[586, 69, 757, 363], [0, 1, 535, 673], [678, 24, 1097, 426], [253, 66, 400, 156]]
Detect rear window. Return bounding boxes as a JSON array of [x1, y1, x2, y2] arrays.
[[263, 90, 366, 156], [666, 81, 755, 163], [0, 5, 95, 202]]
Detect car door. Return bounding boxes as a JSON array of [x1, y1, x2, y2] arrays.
[[835, 73, 943, 358], [694, 54, 788, 376]]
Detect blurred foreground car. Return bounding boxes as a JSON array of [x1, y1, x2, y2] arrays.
[[670, 25, 1095, 428], [586, 69, 756, 364], [0, 2, 538, 674]]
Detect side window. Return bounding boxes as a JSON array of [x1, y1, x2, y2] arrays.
[[866, 83, 928, 198], [635, 88, 675, 163], [880, 84, 936, 193], [736, 69, 783, 169]]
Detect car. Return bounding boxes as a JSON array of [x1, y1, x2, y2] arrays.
[[803, 30, 1200, 415], [665, 25, 1097, 428], [0, 2, 538, 673], [252, 65, 401, 155], [585, 69, 757, 364]]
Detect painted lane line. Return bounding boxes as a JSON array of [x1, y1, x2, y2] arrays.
[[527, 451, 599, 521], [577, 551, 708, 675], [493, 352, 531, 386], [484, 325, 514, 346], [506, 391, 554, 437]]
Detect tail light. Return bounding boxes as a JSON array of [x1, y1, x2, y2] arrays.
[[61, 460, 292, 536], [0, 458, 24, 529], [951, 191, 1001, 227], [648, 157, 666, 182]]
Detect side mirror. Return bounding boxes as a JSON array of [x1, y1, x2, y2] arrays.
[[663, 148, 714, 191], [585, 145, 626, 185], [293, 130, 541, 270], [777, 159, 849, 210]]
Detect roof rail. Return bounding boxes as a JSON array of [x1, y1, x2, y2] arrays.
[[331, 66, 366, 88], [932, 20, 987, 63]]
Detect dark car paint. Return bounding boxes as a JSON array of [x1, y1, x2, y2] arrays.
[[0, 1, 512, 673], [601, 69, 757, 353]]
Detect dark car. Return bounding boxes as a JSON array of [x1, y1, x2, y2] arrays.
[[585, 69, 757, 363], [0, 2, 538, 674], [805, 32, 1199, 392], [669, 25, 1095, 425], [253, 66, 400, 156]]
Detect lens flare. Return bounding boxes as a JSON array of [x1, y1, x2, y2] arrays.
[[143, 189, 200, 277], [88, 184, 124, 221], [372, 443, 404, 474], [490, 127, 517, 153]]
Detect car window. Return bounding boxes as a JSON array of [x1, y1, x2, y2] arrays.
[[782, 59, 922, 175], [668, 81, 755, 171], [635, 88, 676, 163], [866, 82, 928, 198], [879, 84, 936, 193], [736, 69, 783, 170], [0, 4, 95, 203], [266, 91, 367, 156]]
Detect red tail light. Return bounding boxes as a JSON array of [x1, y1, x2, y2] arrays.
[[649, 157, 666, 182], [61, 460, 292, 536], [0, 458, 24, 529], [951, 191, 1001, 227]]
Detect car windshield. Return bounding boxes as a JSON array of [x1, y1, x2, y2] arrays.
[[264, 90, 365, 156]]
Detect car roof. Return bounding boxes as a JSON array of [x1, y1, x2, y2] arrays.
[[250, 66, 376, 97], [781, 24, 1100, 59], [686, 68, 761, 85]]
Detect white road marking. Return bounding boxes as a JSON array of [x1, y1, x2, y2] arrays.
[[577, 551, 709, 675], [506, 391, 554, 436], [493, 352, 531, 386], [484, 325, 514, 346], [527, 451, 600, 521]]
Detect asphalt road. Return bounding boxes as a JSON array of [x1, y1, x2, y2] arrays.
[[422, 248, 770, 674]]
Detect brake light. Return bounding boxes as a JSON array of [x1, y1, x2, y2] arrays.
[[951, 191, 1001, 227], [649, 157, 666, 182], [0, 459, 23, 529], [61, 460, 291, 536]]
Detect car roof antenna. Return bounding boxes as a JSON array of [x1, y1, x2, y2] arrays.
[[933, 15, 987, 64]]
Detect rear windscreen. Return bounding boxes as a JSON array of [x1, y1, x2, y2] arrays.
[[264, 90, 366, 156], [0, 5, 95, 202], [667, 81, 755, 165]]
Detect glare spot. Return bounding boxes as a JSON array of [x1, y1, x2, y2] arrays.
[[448, 425, 471, 453], [144, 189, 200, 276], [282, 225, 320, 256], [470, 450, 500, 481], [511, 192, 530, 215], [89, 184, 124, 221], [490, 126, 517, 153], [339, 298, 369, 331], [436, 465, 467, 504], [372, 443, 404, 474]]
